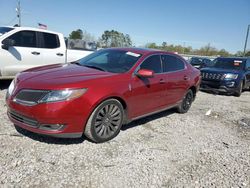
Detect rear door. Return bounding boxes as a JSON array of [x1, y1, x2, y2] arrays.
[[38, 32, 65, 65], [161, 54, 190, 105], [1, 30, 44, 76]]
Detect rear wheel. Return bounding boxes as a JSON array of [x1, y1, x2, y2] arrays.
[[177, 89, 194, 113], [84, 99, 124, 143], [234, 81, 243, 97]]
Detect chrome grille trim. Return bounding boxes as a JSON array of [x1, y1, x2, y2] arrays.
[[14, 90, 49, 106], [201, 72, 225, 80]]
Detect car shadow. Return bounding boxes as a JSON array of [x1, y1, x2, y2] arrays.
[[122, 108, 176, 131], [13, 108, 177, 145], [200, 89, 249, 97], [0, 80, 12, 90], [14, 126, 85, 145]]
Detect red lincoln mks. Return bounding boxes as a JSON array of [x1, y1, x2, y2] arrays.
[[6, 48, 200, 143]]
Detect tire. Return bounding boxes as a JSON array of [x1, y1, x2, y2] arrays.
[[234, 81, 243, 97], [177, 89, 194, 113], [84, 99, 124, 143]]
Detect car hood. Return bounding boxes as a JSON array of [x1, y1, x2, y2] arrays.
[[16, 63, 116, 90], [200, 67, 242, 74]]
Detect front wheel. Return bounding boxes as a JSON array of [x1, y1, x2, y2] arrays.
[[84, 99, 124, 143], [234, 81, 243, 97], [177, 89, 194, 113]]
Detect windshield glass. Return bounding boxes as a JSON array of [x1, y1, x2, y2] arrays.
[[190, 58, 202, 65], [212, 58, 246, 70], [0, 27, 14, 36], [77, 49, 142, 73]]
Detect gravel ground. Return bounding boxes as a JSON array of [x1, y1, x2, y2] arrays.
[[0, 81, 249, 188]]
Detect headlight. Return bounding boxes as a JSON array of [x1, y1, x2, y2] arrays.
[[7, 79, 15, 96], [224, 73, 238, 80], [39, 89, 87, 103]]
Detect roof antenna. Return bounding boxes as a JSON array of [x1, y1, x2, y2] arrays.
[[16, 0, 21, 26]]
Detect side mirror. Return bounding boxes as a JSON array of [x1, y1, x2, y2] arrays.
[[2, 39, 15, 50], [136, 69, 154, 78]]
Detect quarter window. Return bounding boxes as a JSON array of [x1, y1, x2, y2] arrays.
[[161, 55, 185, 72], [6, 31, 37, 48], [140, 55, 162, 73]]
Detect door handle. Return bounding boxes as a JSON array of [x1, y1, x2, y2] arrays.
[[31, 51, 40, 55], [184, 75, 189, 80], [56, 53, 64, 56], [159, 79, 165, 84]]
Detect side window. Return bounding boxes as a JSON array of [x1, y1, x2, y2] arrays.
[[162, 55, 185, 72], [246, 59, 250, 69], [41, 32, 60, 48], [7, 31, 37, 47], [140, 55, 162, 73]]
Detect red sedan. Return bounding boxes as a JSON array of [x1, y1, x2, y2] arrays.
[[6, 48, 200, 143]]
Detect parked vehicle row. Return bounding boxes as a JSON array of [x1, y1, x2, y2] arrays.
[[200, 57, 250, 97], [5, 48, 200, 143], [0, 26, 94, 79], [189, 57, 213, 69]]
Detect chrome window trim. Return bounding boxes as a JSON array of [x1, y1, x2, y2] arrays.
[[133, 53, 187, 76]]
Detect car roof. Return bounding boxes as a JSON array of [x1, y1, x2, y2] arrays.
[[216, 57, 248, 60], [108, 47, 176, 56], [5, 26, 62, 35]]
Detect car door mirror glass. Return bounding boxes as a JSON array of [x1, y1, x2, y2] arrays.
[[2, 39, 15, 50], [136, 69, 154, 78]]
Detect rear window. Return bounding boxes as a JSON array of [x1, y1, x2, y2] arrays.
[[0, 27, 13, 36], [41, 32, 60, 48], [212, 58, 246, 70], [161, 55, 185, 72]]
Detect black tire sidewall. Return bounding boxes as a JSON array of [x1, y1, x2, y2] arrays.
[[178, 90, 193, 113]]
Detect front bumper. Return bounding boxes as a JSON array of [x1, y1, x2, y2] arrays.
[[200, 80, 238, 94], [6, 97, 91, 138]]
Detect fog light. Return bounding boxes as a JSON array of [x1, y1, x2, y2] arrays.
[[39, 124, 65, 131], [226, 81, 235, 87]]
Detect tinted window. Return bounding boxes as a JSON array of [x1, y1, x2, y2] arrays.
[[212, 58, 246, 70], [7, 31, 37, 47], [190, 58, 202, 65], [0, 27, 13, 36], [162, 55, 185, 72], [41, 32, 60, 48], [140, 55, 162, 73]]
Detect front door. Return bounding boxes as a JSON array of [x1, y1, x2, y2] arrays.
[[1, 30, 44, 76], [128, 55, 166, 118]]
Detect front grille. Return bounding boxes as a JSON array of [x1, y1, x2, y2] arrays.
[[201, 72, 225, 80], [8, 110, 38, 127], [14, 90, 49, 105]]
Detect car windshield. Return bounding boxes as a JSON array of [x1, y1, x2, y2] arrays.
[[190, 58, 202, 65], [212, 58, 246, 70], [77, 49, 142, 73], [0, 27, 13, 36]]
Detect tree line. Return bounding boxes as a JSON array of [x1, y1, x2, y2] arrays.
[[69, 29, 250, 57]]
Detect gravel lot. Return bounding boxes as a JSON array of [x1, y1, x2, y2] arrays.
[[0, 81, 249, 187]]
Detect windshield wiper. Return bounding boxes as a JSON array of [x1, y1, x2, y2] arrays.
[[84, 65, 106, 72], [71, 61, 82, 66]]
